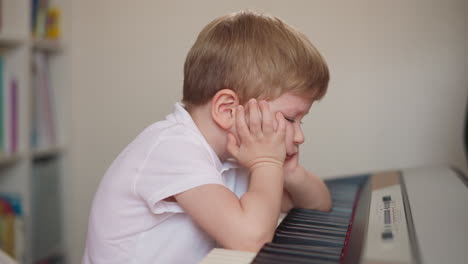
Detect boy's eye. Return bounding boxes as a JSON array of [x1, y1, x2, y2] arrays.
[[284, 116, 304, 125]]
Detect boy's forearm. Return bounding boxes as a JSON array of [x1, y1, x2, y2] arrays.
[[284, 166, 332, 211], [239, 165, 284, 245]]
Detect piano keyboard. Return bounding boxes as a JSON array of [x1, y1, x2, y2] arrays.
[[201, 167, 468, 264], [251, 175, 366, 264]]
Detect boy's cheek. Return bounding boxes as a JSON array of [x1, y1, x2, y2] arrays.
[[285, 125, 295, 144]]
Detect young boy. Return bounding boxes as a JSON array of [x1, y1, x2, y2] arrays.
[[83, 10, 331, 264]]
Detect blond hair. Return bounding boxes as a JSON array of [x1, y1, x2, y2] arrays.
[[182, 10, 329, 109]]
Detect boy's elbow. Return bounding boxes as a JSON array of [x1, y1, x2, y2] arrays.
[[247, 228, 274, 252], [224, 225, 274, 252], [300, 193, 332, 212], [316, 194, 333, 212], [316, 200, 332, 212]]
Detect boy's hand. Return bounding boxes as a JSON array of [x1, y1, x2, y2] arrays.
[[282, 150, 308, 188], [227, 99, 287, 172], [283, 151, 302, 182], [281, 149, 333, 211]]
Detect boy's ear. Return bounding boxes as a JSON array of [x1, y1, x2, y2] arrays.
[[211, 89, 239, 129]]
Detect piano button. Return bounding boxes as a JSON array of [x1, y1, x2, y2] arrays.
[[381, 231, 394, 240]]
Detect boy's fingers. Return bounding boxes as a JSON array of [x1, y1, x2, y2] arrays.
[[284, 151, 299, 170], [259, 100, 273, 135], [236, 106, 250, 140], [248, 99, 261, 135], [226, 133, 239, 157], [276, 112, 286, 138]]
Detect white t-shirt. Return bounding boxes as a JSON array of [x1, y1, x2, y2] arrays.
[[82, 103, 249, 264]]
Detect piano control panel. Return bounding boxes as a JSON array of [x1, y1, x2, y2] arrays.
[[362, 174, 414, 264]]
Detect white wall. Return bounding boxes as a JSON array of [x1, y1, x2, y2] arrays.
[[66, 1, 468, 263]]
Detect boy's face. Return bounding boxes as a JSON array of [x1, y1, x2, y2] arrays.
[[267, 92, 314, 161]]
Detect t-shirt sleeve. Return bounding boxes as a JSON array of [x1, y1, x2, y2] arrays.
[[133, 136, 224, 214]]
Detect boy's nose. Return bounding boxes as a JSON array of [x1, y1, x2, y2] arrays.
[[293, 126, 305, 145]]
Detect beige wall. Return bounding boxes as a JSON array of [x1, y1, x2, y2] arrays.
[[66, 0, 468, 263]]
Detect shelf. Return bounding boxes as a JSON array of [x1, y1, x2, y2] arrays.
[[32, 39, 63, 53], [1, 1, 67, 262], [0, 154, 22, 167], [31, 146, 63, 161], [0, 33, 27, 48]]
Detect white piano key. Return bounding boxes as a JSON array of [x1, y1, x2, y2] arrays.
[[199, 248, 256, 264]]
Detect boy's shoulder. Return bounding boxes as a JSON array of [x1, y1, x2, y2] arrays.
[[127, 111, 222, 177], [130, 103, 212, 158], [140, 103, 205, 144]]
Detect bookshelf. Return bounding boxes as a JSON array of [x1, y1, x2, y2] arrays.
[[0, 0, 68, 263]]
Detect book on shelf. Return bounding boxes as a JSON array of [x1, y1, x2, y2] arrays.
[[0, 55, 4, 153], [0, 54, 18, 157], [0, 1, 3, 32], [31, 51, 56, 151], [31, 0, 61, 40], [0, 193, 24, 263], [31, 159, 63, 262]]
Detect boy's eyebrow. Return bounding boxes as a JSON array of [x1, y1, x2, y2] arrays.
[[284, 109, 309, 117]]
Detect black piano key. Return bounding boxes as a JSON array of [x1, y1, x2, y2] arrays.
[[261, 243, 342, 261], [275, 230, 346, 242], [331, 200, 356, 207], [281, 216, 349, 226], [290, 208, 352, 217], [253, 252, 339, 264], [287, 212, 351, 222], [330, 206, 353, 214], [284, 216, 350, 229], [329, 189, 358, 194], [291, 208, 351, 217], [264, 243, 343, 255], [278, 222, 349, 235], [328, 187, 359, 195], [277, 224, 347, 238], [274, 232, 345, 247], [289, 210, 352, 219], [263, 243, 342, 257]]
